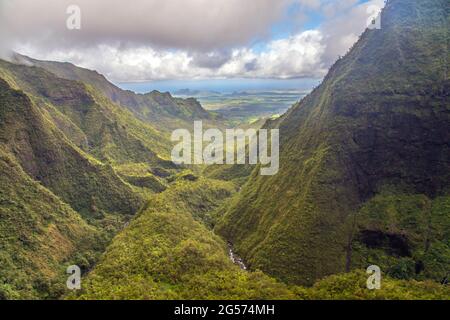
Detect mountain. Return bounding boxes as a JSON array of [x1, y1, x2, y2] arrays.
[[0, 58, 173, 163], [217, 0, 450, 285], [0, 53, 205, 298], [73, 178, 297, 300], [0, 78, 141, 298], [13, 54, 217, 131], [0, 50, 227, 299], [0, 77, 143, 217], [0, 0, 448, 300]]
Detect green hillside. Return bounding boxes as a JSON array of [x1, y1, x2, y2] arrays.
[[0, 59, 173, 163], [216, 0, 450, 285], [0, 60, 178, 298], [13, 54, 220, 132], [0, 79, 128, 299], [0, 0, 448, 301], [0, 77, 143, 217], [0, 56, 242, 300]]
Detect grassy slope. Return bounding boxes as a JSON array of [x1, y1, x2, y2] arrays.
[[217, 0, 450, 285]]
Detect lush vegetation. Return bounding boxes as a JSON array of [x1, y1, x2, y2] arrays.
[[0, 55, 214, 298], [0, 147, 101, 299], [72, 178, 297, 300], [295, 270, 449, 300], [0, 0, 448, 300]]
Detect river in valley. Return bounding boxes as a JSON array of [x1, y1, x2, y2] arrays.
[[228, 243, 247, 270]]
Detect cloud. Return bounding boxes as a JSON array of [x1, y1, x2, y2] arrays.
[[190, 51, 233, 69], [0, 1, 13, 59], [2, 0, 385, 81], [1, 0, 291, 51], [233, 30, 326, 79]]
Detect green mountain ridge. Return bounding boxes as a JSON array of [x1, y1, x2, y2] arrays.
[[0, 52, 214, 298], [0, 78, 137, 298], [0, 59, 172, 163], [0, 50, 230, 299], [13, 54, 218, 131], [0, 78, 143, 216], [216, 0, 450, 285]]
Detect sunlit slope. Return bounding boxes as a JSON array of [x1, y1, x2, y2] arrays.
[[0, 78, 144, 216], [217, 0, 450, 285], [14, 54, 219, 131], [75, 178, 297, 300]]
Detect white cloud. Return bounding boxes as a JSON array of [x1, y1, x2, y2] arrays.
[[1, 0, 291, 51], [19, 30, 325, 82], [3, 0, 385, 81], [240, 30, 326, 79], [0, 1, 13, 59]]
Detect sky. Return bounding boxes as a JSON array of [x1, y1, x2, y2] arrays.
[[0, 0, 385, 84]]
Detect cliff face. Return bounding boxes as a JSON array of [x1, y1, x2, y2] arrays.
[[217, 0, 450, 285]]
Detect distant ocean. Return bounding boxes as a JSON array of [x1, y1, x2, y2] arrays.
[[116, 78, 321, 95]]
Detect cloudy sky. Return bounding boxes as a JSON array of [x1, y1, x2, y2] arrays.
[[0, 0, 384, 82]]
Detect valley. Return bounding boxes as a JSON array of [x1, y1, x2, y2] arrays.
[[0, 0, 448, 301]]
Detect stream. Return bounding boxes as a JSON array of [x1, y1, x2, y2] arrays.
[[228, 242, 247, 270]]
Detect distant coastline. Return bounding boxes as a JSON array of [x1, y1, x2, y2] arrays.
[[116, 78, 321, 95]]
